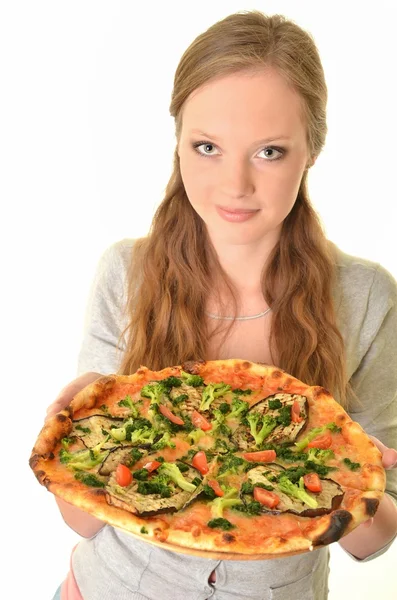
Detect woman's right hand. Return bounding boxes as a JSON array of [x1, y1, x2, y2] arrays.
[[45, 371, 102, 420], [46, 371, 107, 537]]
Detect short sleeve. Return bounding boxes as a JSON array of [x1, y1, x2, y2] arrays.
[[342, 264, 397, 560], [77, 239, 134, 375]]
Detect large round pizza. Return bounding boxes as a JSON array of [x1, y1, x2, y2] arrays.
[[30, 359, 385, 559]]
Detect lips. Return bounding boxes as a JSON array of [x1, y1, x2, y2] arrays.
[[216, 205, 260, 223]]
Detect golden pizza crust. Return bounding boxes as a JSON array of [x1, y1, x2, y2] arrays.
[[29, 359, 386, 559]]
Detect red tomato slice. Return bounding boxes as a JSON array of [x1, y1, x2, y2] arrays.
[[142, 460, 162, 473], [307, 430, 332, 449], [115, 463, 132, 487], [242, 450, 277, 463], [253, 487, 280, 508], [291, 400, 303, 423], [158, 404, 185, 425], [303, 472, 322, 493], [192, 450, 209, 474], [191, 410, 212, 431], [208, 479, 224, 497]]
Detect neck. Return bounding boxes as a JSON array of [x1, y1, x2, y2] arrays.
[[209, 231, 280, 295]]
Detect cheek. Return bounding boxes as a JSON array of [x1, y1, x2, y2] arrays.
[[180, 159, 212, 204]]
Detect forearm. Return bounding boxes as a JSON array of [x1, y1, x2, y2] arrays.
[[339, 493, 397, 559], [55, 496, 106, 538]]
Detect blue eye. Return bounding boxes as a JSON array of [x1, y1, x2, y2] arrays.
[[192, 142, 219, 156], [258, 147, 284, 160]]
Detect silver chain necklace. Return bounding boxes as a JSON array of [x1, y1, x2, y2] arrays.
[[205, 307, 272, 321]]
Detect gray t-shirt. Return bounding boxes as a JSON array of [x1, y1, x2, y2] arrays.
[[72, 239, 397, 600]]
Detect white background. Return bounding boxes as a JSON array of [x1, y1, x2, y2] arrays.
[[1, 1, 396, 598]]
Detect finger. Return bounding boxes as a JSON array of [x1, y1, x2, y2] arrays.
[[362, 518, 374, 528], [368, 435, 388, 454], [382, 447, 397, 469]]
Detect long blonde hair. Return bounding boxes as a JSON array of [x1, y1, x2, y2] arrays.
[[119, 11, 348, 405]]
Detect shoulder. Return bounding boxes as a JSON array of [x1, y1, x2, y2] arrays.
[[331, 244, 397, 375], [333, 244, 397, 312], [97, 238, 137, 274]]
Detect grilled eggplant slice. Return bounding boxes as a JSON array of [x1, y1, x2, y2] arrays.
[[244, 464, 344, 517], [71, 415, 125, 449], [98, 446, 149, 476], [234, 394, 308, 450], [105, 464, 201, 516]]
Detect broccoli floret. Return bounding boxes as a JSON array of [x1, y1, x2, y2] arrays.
[[275, 446, 307, 462], [180, 371, 204, 387], [268, 398, 282, 409], [200, 383, 232, 411], [75, 424, 91, 434], [109, 418, 135, 442], [158, 462, 196, 492], [171, 393, 189, 406], [117, 395, 139, 417], [141, 382, 167, 405], [129, 427, 156, 446], [276, 405, 292, 427], [218, 402, 231, 414], [152, 431, 176, 451], [210, 488, 241, 518], [59, 438, 109, 469], [110, 418, 154, 443], [210, 409, 232, 437], [306, 448, 335, 465], [241, 481, 254, 494], [202, 484, 216, 499], [233, 389, 252, 396], [207, 518, 235, 530], [235, 501, 262, 515], [277, 476, 318, 508], [60, 436, 74, 449], [217, 454, 246, 477], [247, 413, 277, 446], [160, 376, 182, 388], [343, 458, 361, 471], [133, 468, 149, 481], [137, 480, 172, 497], [125, 448, 144, 466], [214, 438, 235, 454], [176, 461, 190, 473], [74, 471, 105, 488], [228, 397, 249, 420], [187, 428, 205, 445]]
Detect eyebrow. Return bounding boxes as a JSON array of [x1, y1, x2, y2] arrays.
[[190, 130, 292, 145]]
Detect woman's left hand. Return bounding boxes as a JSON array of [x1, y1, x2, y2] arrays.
[[369, 435, 397, 469], [361, 436, 397, 528]]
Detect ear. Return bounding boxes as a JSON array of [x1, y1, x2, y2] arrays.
[[307, 155, 318, 169]]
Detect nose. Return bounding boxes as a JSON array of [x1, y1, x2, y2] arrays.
[[219, 158, 255, 199]]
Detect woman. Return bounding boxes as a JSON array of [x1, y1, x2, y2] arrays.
[[49, 10, 397, 599]]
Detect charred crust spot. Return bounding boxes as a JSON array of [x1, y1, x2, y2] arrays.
[[312, 510, 352, 546], [34, 470, 51, 488], [191, 525, 201, 538], [154, 527, 169, 543], [313, 386, 333, 399], [90, 488, 106, 497], [29, 454, 40, 469], [277, 537, 288, 544], [56, 413, 69, 423], [271, 370, 284, 380], [238, 361, 252, 371], [364, 497, 379, 517], [222, 533, 236, 544], [182, 360, 206, 374]]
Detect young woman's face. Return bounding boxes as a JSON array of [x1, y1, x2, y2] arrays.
[[178, 69, 311, 247]]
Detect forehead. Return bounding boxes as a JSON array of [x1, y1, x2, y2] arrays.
[[180, 69, 306, 142]]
